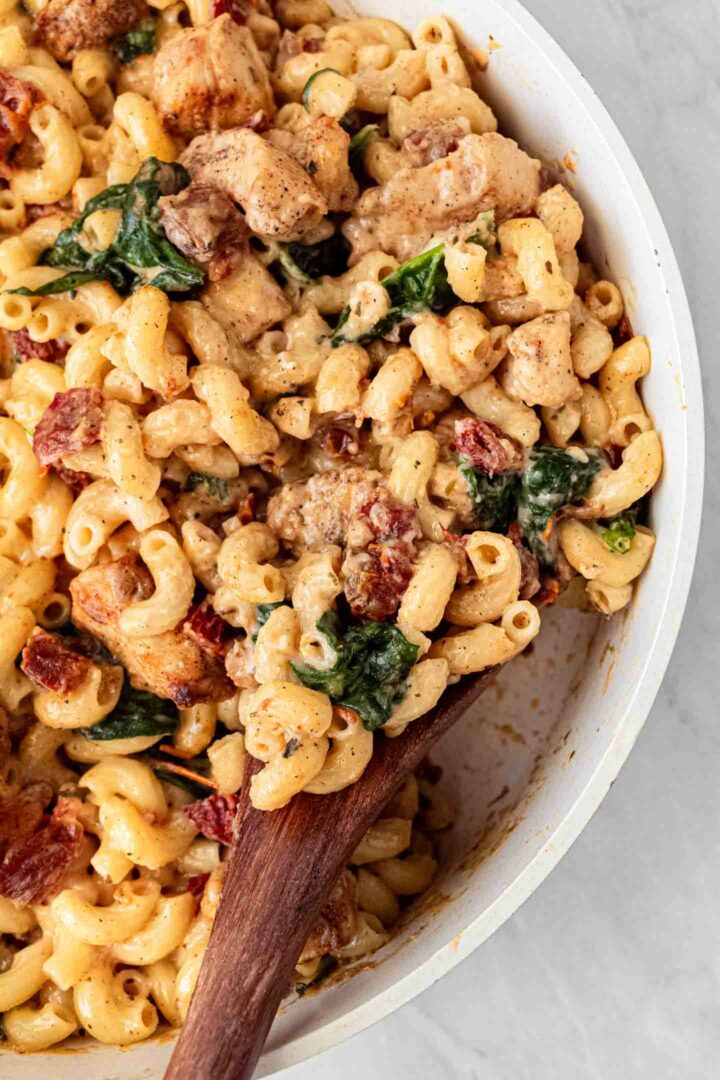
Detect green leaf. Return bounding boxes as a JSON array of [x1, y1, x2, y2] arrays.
[[348, 123, 379, 173], [253, 602, 287, 641], [302, 67, 342, 110], [184, 472, 230, 504], [14, 159, 205, 298], [81, 684, 178, 741], [291, 612, 418, 731], [8, 271, 111, 297], [331, 244, 454, 347], [153, 768, 213, 799], [278, 235, 350, 283], [112, 20, 157, 64], [596, 507, 638, 554], [517, 446, 602, 570], [459, 461, 518, 532]]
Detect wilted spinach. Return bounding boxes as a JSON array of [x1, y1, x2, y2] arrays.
[[81, 685, 178, 741], [595, 507, 638, 554], [456, 443, 603, 571], [10, 159, 204, 298], [517, 446, 602, 569], [252, 601, 288, 641], [291, 611, 418, 731], [276, 234, 351, 284], [332, 244, 453, 346], [459, 462, 518, 532], [112, 19, 157, 64], [184, 472, 231, 504]]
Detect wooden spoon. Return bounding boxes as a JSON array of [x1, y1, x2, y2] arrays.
[[165, 669, 496, 1080]]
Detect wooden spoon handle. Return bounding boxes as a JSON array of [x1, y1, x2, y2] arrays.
[[165, 673, 493, 1080]]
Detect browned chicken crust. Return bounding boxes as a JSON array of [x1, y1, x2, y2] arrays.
[[181, 127, 328, 241], [152, 14, 274, 138], [343, 132, 542, 263], [34, 0, 148, 61], [266, 467, 381, 555], [268, 117, 358, 214], [70, 555, 235, 707]]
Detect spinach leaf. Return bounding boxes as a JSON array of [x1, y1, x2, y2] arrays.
[[348, 123, 379, 172], [291, 611, 418, 731], [112, 19, 156, 64], [81, 684, 178, 741], [184, 472, 230, 504], [153, 768, 214, 799], [9, 271, 109, 297], [277, 235, 351, 283], [11, 159, 205, 297], [596, 507, 638, 554], [458, 461, 518, 532], [518, 446, 602, 569], [254, 602, 287, 638], [332, 244, 453, 346], [465, 210, 497, 252]]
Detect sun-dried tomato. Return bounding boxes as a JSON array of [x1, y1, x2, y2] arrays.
[[0, 73, 35, 163], [21, 628, 91, 695], [184, 792, 239, 846], [184, 599, 231, 657], [211, 0, 256, 23], [343, 541, 415, 621], [8, 328, 68, 364], [33, 387, 104, 468], [450, 418, 513, 476], [358, 489, 421, 545], [0, 792, 83, 904]]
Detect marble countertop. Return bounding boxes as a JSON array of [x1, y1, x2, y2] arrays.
[[283, 2, 720, 1078]]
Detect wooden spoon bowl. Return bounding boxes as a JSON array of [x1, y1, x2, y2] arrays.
[[166, 669, 496, 1080]]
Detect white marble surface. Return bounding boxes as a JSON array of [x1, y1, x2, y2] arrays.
[[282, 2, 720, 1078]]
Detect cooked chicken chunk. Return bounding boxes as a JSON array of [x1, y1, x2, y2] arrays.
[[200, 254, 291, 344], [402, 120, 467, 167], [158, 184, 248, 281], [33, 0, 148, 61], [152, 14, 274, 138], [343, 132, 542, 263], [181, 128, 328, 241], [268, 117, 358, 214], [266, 467, 381, 555], [70, 556, 235, 707], [499, 311, 581, 408]]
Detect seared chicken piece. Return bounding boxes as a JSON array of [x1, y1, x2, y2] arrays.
[[401, 120, 467, 167], [158, 184, 248, 280], [33, 0, 148, 61], [268, 117, 358, 214], [70, 556, 235, 707], [343, 132, 542, 263], [200, 254, 291, 344], [499, 311, 581, 408], [181, 127, 328, 241], [266, 467, 381, 556], [152, 14, 274, 138]]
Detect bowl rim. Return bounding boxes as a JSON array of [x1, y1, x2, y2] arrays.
[[258, 0, 705, 1072]]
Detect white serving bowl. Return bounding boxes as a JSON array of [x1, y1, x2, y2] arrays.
[[2, 1, 702, 1076]]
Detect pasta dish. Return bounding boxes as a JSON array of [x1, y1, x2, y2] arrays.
[[0, 0, 662, 1053]]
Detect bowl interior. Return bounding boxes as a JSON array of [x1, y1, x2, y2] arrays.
[[1, 1, 701, 1077]]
